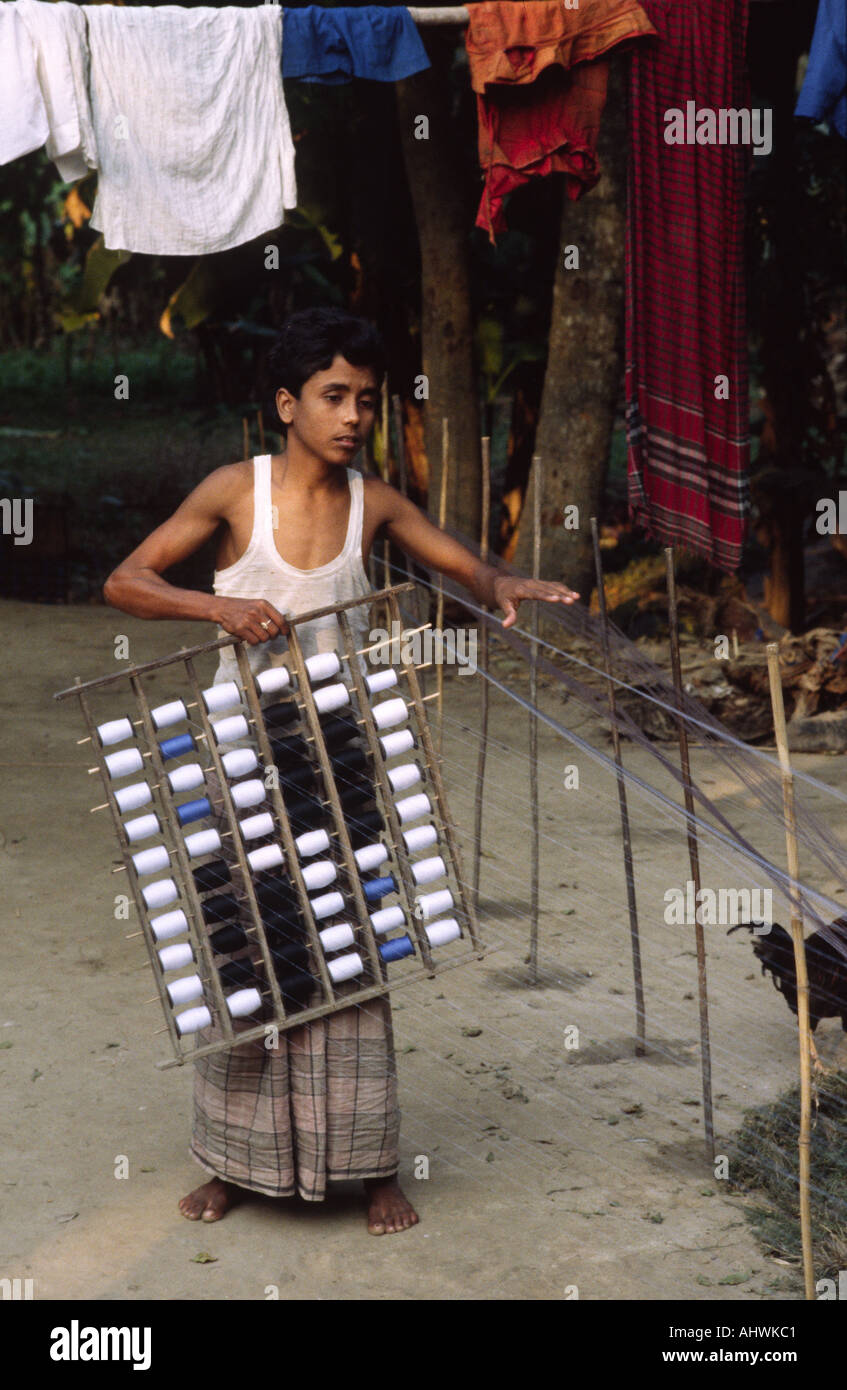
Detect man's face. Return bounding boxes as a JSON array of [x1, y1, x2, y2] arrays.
[[275, 354, 379, 466]]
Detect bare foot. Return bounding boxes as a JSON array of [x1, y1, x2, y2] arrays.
[[364, 1176, 419, 1235], [179, 1177, 239, 1223]]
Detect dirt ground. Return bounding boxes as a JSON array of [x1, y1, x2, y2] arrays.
[[2, 597, 846, 1301]]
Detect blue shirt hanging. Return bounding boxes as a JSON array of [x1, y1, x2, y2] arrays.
[[282, 5, 431, 84], [795, 0, 846, 138]]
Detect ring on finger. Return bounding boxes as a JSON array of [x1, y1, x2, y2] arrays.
[[260, 619, 272, 631]]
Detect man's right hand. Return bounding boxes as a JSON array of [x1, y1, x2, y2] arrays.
[[214, 598, 289, 646]]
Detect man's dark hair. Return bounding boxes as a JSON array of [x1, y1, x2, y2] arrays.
[[266, 308, 386, 412]]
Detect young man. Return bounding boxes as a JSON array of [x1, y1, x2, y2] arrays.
[[104, 307, 578, 1235]]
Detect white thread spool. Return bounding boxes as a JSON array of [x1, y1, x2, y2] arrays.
[[230, 778, 266, 809], [328, 951, 363, 983], [105, 747, 144, 779], [247, 843, 284, 874], [97, 717, 133, 747], [426, 918, 461, 947], [320, 923, 355, 952], [354, 842, 388, 872], [166, 973, 203, 1006], [256, 666, 292, 696], [311, 890, 344, 921], [366, 669, 398, 694], [403, 824, 437, 855], [302, 860, 336, 892], [168, 762, 205, 794], [416, 888, 454, 922], [124, 812, 160, 844], [151, 700, 187, 730], [133, 844, 171, 876], [395, 792, 431, 824], [412, 855, 446, 886], [239, 812, 274, 841], [203, 681, 241, 714], [221, 747, 259, 779], [159, 942, 194, 972], [295, 828, 330, 858], [175, 1005, 212, 1035], [372, 697, 407, 730], [227, 987, 262, 1018], [313, 682, 350, 715], [211, 714, 249, 745], [380, 728, 414, 759], [387, 762, 421, 794], [185, 828, 222, 859], [370, 905, 405, 936], [306, 652, 341, 682], [114, 781, 152, 814], [150, 908, 187, 943], [142, 878, 178, 911]]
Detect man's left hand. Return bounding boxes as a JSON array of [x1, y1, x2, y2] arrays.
[[493, 575, 580, 629]]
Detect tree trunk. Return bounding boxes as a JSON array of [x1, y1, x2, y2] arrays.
[[511, 54, 628, 610], [395, 30, 482, 540]]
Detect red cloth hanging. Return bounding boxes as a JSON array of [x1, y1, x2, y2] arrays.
[[465, 0, 656, 242], [625, 0, 752, 571]]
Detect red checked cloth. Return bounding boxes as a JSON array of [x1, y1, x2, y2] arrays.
[[626, 0, 751, 571], [466, 0, 656, 241]]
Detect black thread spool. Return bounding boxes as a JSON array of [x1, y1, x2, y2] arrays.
[[282, 791, 326, 832], [209, 924, 249, 955], [320, 712, 361, 749], [193, 859, 232, 895], [254, 873, 300, 916], [217, 958, 259, 990], [270, 733, 309, 764], [279, 763, 316, 795], [201, 893, 241, 925], [263, 700, 300, 730], [346, 805, 384, 848], [266, 935, 314, 1007], [331, 744, 369, 776]]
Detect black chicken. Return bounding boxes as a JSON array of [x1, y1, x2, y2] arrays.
[[729, 917, 847, 1065]]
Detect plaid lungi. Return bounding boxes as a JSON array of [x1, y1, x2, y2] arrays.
[[189, 768, 400, 1201], [625, 0, 751, 571]]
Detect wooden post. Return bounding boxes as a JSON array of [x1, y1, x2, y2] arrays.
[[528, 454, 541, 985], [472, 435, 491, 911], [380, 378, 391, 600], [591, 518, 646, 1054], [766, 641, 815, 1302], [436, 417, 449, 757], [665, 547, 714, 1159], [257, 409, 265, 454], [242, 415, 249, 463]]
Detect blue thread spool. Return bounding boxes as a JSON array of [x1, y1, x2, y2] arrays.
[[177, 796, 212, 826], [160, 732, 196, 761], [363, 875, 397, 904], [379, 934, 415, 963]]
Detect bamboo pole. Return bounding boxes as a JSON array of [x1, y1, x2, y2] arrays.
[[665, 547, 714, 1159], [242, 415, 249, 462], [436, 417, 449, 756], [472, 435, 491, 911], [257, 408, 265, 454], [591, 517, 646, 1055], [766, 641, 815, 1302], [528, 453, 541, 985], [393, 391, 427, 677], [380, 377, 391, 600]]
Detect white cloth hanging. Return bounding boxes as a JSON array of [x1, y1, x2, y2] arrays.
[[0, 4, 49, 167], [13, 0, 97, 182], [83, 4, 298, 255]]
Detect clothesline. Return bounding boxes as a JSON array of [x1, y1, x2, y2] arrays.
[[406, 7, 470, 21]]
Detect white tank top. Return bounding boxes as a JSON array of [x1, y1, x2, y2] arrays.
[[212, 455, 374, 687]]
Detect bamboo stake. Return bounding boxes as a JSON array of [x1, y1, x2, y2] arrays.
[[528, 454, 542, 985], [591, 518, 646, 1055], [436, 417, 449, 757], [665, 547, 714, 1159], [766, 641, 815, 1302], [257, 409, 265, 454], [393, 391, 426, 676], [380, 378, 391, 601], [472, 435, 491, 911], [242, 415, 249, 462]]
